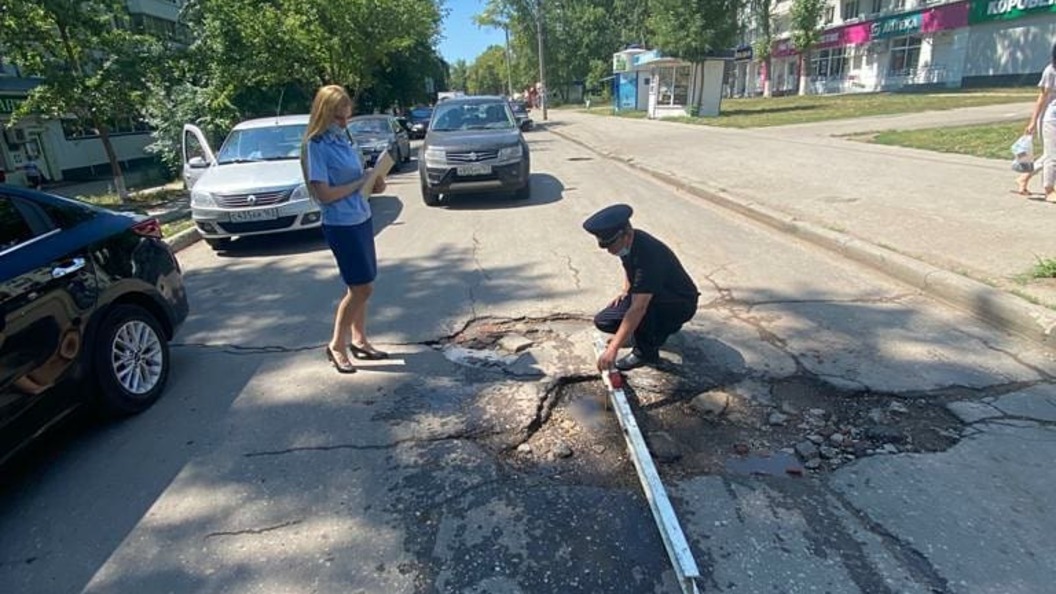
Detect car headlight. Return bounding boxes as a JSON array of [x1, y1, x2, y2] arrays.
[[424, 147, 446, 166], [498, 145, 523, 163], [191, 190, 217, 208], [290, 183, 312, 202]]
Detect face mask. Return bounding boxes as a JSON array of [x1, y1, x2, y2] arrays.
[[615, 246, 630, 258]]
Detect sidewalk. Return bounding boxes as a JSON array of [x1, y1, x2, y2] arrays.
[[545, 105, 1056, 345]]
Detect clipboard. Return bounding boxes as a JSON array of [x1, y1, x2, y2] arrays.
[[364, 151, 395, 196]]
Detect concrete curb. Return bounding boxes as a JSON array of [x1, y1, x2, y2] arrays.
[[166, 226, 201, 253], [549, 126, 1056, 348]]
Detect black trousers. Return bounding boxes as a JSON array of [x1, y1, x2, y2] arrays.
[[594, 295, 697, 359]]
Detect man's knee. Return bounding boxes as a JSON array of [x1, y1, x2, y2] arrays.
[[594, 310, 620, 333]]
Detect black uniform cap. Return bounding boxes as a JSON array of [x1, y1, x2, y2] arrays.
[[582, 204, 633, 247]]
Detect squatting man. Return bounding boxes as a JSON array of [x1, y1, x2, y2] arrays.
[[583, 204, 699, 371]]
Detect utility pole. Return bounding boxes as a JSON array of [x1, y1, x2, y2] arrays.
[[535, 0, 548, 121], [504, 24, 514, 97]]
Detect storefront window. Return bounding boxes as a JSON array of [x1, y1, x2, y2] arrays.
[[672, 65, 689, 106], [889, 35, 922, 75], [871, 0, 882, 13], [657, 65, 691, 106], [812, 49, 848, 79]]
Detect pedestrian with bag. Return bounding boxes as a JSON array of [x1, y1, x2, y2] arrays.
[[1024, 41, 1056, 202], [23, 158, 43, 190], [301, 84, 388, 374]]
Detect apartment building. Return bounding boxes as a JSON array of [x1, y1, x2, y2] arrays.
[[732, 0, 1056, 97], [0, 0, 185, 187]]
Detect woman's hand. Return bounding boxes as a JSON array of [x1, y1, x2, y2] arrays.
[[1026, 120, 1037, 136], [372, 176, 387, 194]]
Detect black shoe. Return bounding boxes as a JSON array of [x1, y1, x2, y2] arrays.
[[325, 346, 357, 374], [615, 351, 657, 371], [348, 343, 389, 360]]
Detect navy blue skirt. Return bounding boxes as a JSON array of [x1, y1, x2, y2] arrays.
[[322, 219, 377, 286]]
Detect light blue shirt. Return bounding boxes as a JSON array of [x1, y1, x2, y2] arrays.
[[306, 127, 371, 226]]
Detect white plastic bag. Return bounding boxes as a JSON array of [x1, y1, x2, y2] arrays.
[[1011, 135, 1034, 172]]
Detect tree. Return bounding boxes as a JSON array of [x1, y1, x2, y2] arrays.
[[467, 46, 508, 95], [0, 0, 166, 202], [790, 0, 826, 96], [449, 60, 470, 93], [750, 0, 776, 97], [648, 0, 741, 64], [184, 0, 442, 110], [474, 0, 514, 96]]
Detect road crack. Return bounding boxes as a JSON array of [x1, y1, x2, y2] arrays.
[[206, 520, 302, 539]]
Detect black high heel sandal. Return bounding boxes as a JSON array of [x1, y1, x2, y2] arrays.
[[325, 346, 357, 373], [348, 343, 389, 360]]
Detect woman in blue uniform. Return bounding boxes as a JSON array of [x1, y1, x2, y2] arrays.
[[303, 85, 388, 374]]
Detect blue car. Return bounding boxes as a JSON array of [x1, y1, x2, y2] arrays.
[[0, 185, 189, 466]]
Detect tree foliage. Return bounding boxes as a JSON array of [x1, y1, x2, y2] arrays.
[[790, 0, 826, 94], [449, 59, 470, 92], [466, 46, 508, 95], [648, 0, 740, 63], [790, 0, 826, 52], [750, 0, 776, 97], [0, 0, 167, 199], [183, 0, 442, 109]]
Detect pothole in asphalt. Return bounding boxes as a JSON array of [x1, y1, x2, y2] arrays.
[[435, 317, 966, 482]]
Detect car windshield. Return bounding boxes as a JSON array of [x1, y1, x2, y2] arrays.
[[410, 108, 432, 122], [215, 124, 307, 164], [430, 101, 515, 132], [347, 118, 390, 136]]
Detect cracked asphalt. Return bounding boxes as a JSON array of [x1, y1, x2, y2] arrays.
[[2, 130, 1055, 594]]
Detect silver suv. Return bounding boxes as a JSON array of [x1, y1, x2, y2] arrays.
[[182, 115, 320, 251]]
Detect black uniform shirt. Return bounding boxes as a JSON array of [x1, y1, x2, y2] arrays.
[[621, 230, 699, 304]]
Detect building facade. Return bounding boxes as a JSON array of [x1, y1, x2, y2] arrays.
[[0, 0, 186, 187], [733, 0, 1056, 97]]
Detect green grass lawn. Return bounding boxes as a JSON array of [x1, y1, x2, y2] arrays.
[[867, 121, 1026, 160], [581, 88, 1037, 128], [161, 217, 195, 238], [76, 186, 186, 208], [74, 185, 193, 241]]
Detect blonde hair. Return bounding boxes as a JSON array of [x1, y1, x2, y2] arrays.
[[304, 84, 353, 141]]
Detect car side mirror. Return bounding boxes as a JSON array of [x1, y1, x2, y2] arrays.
[[188, 156, 209, 169]]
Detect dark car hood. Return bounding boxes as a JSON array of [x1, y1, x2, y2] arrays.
[[426, 129, 521, 150]]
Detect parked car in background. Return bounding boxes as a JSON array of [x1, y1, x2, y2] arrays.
[[347, 115, 411, 169], [419, 95, 531, 207], [407, 107, 433, 139], [182, 115, 322, 251], [0, 186, 189, 466], [509, 100, 534, 131]]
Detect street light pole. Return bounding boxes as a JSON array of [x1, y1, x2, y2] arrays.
[[535, 0, 548, 121], [504, 24, 514, 97]]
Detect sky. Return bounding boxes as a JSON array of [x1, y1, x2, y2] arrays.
[[438, 0, 507, 64]]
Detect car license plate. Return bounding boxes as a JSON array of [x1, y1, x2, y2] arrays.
[[229, 208, 278, 222], [457, 163, 492, 176]]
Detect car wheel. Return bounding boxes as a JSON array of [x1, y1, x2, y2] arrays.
[[205, 237, 231, 251], [515, 182, 531, 201], [94, 304, 171, 416], [421, 181, 441, 207]]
